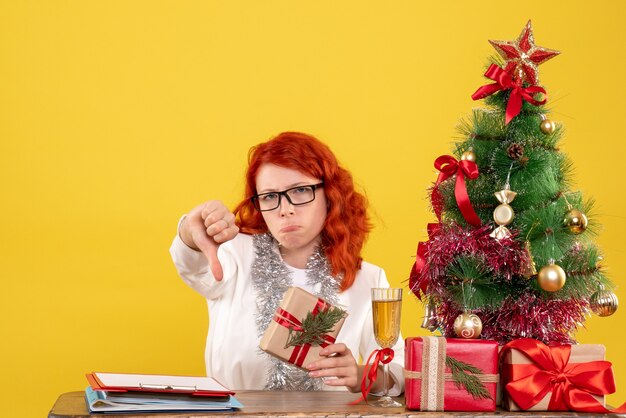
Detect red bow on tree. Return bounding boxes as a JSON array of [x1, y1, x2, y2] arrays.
[[501, 339, 626, 413], [408, 223, 440, 300], [471, 64, 547, 124], [431, 155, 481, 227]]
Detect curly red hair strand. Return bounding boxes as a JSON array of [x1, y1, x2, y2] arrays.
[[232, 132, 372, 291]]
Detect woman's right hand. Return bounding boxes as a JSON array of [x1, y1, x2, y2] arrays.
[[179, 200, 239, 281]]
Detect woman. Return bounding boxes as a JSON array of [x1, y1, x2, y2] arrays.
[[170, 132, 404, 394]]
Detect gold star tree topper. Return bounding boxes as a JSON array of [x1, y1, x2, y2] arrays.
[[489, 20, 560, 85]]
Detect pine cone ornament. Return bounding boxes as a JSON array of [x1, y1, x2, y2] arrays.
[[507, 143, 524, 160]]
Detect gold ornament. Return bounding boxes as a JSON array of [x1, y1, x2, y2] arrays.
[[563, 208, 588, 234], [491, 226, 512, 240], [513, 66, 526, 83], [522, 241, 538, 278], [493, 201, 515, 225], [420, 301, 439, 332], [590, 290, 618, 317], [461, 149, 476, 162], [540, 119, 556, 134], [490, 182, 517, 240], [453, 312, 482, 339], [537, 262, 567, 292]]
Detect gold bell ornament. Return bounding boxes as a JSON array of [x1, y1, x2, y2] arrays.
[[590, 290, 619, 317], [453, 311, 483, 339], [522, 241, 538, 278], [420, 300, 439, 332], [537, 260, 567, 292]]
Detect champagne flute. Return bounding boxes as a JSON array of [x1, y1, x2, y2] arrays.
[[371, 287, 403, 407]]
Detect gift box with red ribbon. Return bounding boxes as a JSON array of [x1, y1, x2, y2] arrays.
[[500, 338, 625, 413], [404, 336, 498, 411], [259, 287, 346, 370]]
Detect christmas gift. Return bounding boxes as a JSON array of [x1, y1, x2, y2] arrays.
[[259, 287, 347, 369], [500, 338, 626, 412], [404, 336, 498, 411]]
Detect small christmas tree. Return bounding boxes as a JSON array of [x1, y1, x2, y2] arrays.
[[409, 21, 619, 345]]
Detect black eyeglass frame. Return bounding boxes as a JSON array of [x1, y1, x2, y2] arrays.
[[250, 182, 325, 212]]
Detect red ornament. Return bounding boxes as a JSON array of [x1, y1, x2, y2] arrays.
[[489, 20, 560, 85]]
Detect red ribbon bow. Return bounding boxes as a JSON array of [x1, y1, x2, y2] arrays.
[[432, 155, 481, 227], [501, 338, 626, 413], [350, 347, 395, 405], [272, 298, 336, 368], [471, 64, 547, 125], [409, 223, 440, 300]]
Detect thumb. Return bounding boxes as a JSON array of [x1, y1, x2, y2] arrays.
[[191, 230, 224, 281], [206, 243, 224, 281]]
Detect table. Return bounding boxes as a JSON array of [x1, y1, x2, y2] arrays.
[[48, 391, 624, 418]]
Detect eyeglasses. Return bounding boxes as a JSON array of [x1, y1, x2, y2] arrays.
[[251, 183, 324, 212]]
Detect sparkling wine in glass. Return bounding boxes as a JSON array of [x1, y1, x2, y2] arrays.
[[371, 287, 402, 407]]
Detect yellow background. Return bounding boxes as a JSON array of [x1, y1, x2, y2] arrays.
[[1, 1, 625, 416]]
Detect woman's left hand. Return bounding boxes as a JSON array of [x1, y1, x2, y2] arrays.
[[305, 343, 360, 392]]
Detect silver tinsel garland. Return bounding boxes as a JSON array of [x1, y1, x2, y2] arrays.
[[251, 233, 341, 391]]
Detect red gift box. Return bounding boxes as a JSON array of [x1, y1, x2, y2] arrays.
[[404, 336, 498, 411]]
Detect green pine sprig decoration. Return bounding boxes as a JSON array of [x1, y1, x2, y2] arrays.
[[284, 307, 347, 348], [445, 356, 493, 400]]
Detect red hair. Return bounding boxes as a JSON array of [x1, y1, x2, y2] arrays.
[[233, 132, 372, 291]]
